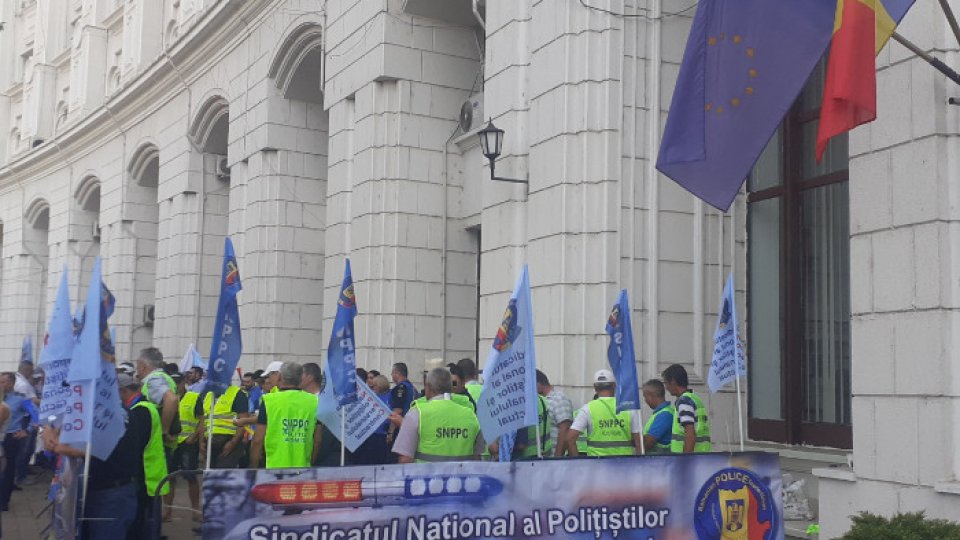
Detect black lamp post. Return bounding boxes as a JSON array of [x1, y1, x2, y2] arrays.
[[478, 120, 527, 184]]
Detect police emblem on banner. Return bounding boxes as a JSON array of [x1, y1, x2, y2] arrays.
[[492, 299, 521, 352], [694, 467, 777, 540]]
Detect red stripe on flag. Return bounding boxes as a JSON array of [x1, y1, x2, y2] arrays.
[[816, 0, 877, 161]]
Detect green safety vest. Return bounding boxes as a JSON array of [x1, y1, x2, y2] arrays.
[[141, 370, 176, 401], [586, 397, 635, 457], [465, 382, 482, 404], [178, 391, 200, 444], [412, 393, 475, 411], [670, 390, 712, 453], [261, 389, 319, 468], [642, 403, 675, 454], [203, 386, 242, 436], [132, 400, 170, 496], [415, 398, 480, 463], [520, 395, 552, 459]]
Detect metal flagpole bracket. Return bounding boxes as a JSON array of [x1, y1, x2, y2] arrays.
[[891, 32, 960, 88]]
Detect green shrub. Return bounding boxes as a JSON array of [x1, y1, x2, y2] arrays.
[[839, 512, 960, 540]]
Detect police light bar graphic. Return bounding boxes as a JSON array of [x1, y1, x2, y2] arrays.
[[250, 475, 503, 508]]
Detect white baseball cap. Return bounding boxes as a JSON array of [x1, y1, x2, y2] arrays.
[[264, 361, 284, 375], [593, 369, 616, 384]]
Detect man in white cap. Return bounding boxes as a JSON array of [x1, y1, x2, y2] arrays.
[[262, 361, 284, 394], [567, 369, 642, 457]]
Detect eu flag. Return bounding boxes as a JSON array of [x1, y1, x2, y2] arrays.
[[207, 237, 243, 396], [328, 259, 359, 406], [657, 0, 836, 211]]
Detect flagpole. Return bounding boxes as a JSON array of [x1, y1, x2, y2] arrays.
[[637, 406, 645, 456], [891, 32, 960, 87], [206, 396, 216, 470], [734, 372, 745, 452], [937, 0, 960, 48], [535, 418, 543, 459], [80, 435, 92, 522], [339, 407, 346, 467]]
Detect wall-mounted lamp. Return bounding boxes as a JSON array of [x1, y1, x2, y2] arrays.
[[478, 120, 527, 184]]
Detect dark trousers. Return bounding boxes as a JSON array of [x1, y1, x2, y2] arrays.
[[352, 434, 392, 465], [0, 435, 23, 507], [128, 484, 161, 540], [14, 430, 35, 482], [85, 483, 137, 540]]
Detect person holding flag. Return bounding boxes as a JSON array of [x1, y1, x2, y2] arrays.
[[567, 370, 643, 457]]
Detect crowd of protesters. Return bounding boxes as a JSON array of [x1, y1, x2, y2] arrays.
[[0, 345, 711, 540]]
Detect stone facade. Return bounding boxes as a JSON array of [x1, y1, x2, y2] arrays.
[[1, 0, 957, 535]]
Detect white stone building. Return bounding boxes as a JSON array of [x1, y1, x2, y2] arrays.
[[0, 0, 957, 536]]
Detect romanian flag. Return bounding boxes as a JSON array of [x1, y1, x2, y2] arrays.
[[816, 0, 915, 160]]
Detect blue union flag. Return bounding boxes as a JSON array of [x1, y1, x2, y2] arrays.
[[207, 237, 243, 396]]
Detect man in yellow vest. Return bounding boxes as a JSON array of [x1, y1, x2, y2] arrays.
[[135, 348, 180, 449], [568, 369, 643, 456], [641, 379, 674, 454], [197, 380, 250, 469], [457, 358, 483, 405], [118, 372, 169, 539], [393, 368, 482, 463], [249, 362, 320, 469], [662, 364, 711, 453]]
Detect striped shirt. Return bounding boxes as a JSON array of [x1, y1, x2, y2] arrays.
[[675, 395, 697, 426]]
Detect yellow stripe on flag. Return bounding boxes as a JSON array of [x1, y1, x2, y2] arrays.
[[837, 0, 899, 54]]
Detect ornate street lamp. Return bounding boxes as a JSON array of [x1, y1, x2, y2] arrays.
[[478, 120, 527, 184]]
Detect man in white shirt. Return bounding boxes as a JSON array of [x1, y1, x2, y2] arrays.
[[14, 362, 37, 402], [568, 369, 643, 456]]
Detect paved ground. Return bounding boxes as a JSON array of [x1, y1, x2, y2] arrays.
[[5, 469, 200, 539]]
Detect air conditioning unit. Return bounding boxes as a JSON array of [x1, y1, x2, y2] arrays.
[[91, 219, 101, 241], [215, 156, 230, 180], [458, 92, 484, 133], [143, 304, 155, 327]]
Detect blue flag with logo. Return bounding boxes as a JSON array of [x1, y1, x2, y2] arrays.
[[21, 335, 33, 364], [708, 273, 748, 392], [207, 237, 243, 396], [477, 265, 539, 444], [60, 258, 125, 460], [39, 268, 76, 423], [328, 259, 359, 406], [605, 289, 641, 413], [656, 0, 835, 211]]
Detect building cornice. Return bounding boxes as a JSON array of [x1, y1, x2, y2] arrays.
[[0, 0, 284, 192]]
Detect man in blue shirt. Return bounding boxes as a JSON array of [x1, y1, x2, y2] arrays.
[[641, 379, 674, 454], [386, 363, 416, 449], [0, 372, 36, 510]]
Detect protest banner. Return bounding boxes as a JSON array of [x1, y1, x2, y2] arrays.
[[316, 372, 392, 453], [476, 265, 539, 448], [202, 452, 783, 540]]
